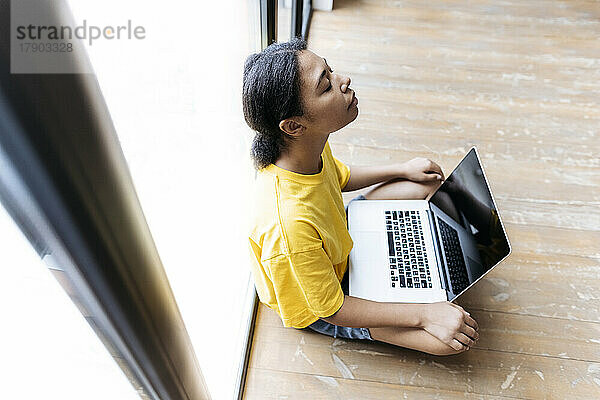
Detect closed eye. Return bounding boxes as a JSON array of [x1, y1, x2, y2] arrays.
[[323, 68, 334, 93]]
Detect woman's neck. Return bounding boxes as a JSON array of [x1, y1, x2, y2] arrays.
[[274, 134, 329, 175]]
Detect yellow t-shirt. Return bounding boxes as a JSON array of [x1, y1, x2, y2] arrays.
[[248, 140, 354, 328]]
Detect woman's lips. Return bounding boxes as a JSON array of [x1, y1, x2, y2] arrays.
[[348, 91, 358, 109]]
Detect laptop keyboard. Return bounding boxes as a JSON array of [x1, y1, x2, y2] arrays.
[[437, 217, 470, 294], [385, 210, 432, 289]]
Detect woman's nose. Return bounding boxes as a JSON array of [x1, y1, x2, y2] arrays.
[[340, 76, 351, 92]]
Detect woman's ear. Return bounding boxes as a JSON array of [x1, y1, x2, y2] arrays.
[[279, 118, 304, 137]]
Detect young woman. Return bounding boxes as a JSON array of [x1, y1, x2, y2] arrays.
[[243, 38, 479, 356]]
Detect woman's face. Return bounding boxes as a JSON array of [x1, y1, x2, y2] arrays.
[[295, 49, 359, 134]]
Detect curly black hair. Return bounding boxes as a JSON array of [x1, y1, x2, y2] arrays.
[[242, 37, 307, 170]]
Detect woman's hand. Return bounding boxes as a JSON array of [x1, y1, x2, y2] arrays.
[[399, 157, 445, 182], [418, 301, 479, 351]]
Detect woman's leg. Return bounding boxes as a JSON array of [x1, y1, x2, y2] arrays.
[[369, 326, 468, 356], [363, 178, 443, 201], [363, 177, 464, 355]]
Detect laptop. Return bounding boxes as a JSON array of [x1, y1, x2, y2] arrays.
[[348, 147, 511, 304]]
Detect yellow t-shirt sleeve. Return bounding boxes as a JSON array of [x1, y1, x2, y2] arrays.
[[265, 247, 346, 328], [333, 155, 351, 190]]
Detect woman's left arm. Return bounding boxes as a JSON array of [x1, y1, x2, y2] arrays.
[[342, 158, 445, 192]]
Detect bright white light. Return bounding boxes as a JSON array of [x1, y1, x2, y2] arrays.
[[67, 1, 256, 399], [0, 205, 140, 399]]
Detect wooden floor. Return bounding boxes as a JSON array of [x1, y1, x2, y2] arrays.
[[244, 0, 600, 398]]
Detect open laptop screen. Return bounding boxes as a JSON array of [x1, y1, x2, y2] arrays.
[[428, 148, 511, 276]]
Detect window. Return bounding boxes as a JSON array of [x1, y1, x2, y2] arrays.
[[0, 203, 140, 399], [1, 0, 259, 398], [66, 1, 257, 399]]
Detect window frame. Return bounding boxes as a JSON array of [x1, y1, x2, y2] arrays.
[[0, 1, 210, 398]]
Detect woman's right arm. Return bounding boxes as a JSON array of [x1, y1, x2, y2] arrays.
[[320, 295, 425, 328], [321, 296, 479, 349]]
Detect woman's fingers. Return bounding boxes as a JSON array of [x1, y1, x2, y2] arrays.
[[464, 314, 479, 331], [451, 338, 467, 351], [422, 172, 443, 181], [449, 302, 480, 333], [462, 323, 479, 341], [426, 160, 445, 180], [456, 332, 476, 347]]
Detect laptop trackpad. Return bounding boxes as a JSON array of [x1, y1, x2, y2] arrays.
[[349, 231, 385, 297], [351, 231, 383, 262]]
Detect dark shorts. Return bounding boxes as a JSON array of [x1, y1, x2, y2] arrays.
[[300, 194, 374, 341]]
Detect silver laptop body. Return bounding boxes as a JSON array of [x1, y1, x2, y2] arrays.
[[348, 146, 511, 303]]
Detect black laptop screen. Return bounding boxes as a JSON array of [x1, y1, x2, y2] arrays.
[[429, 148, 510, 279]]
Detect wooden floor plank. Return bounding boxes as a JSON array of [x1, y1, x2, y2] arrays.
[[245, 367, 518, 400], [254, 303, 600, 362], [330, 144, 600, 205], [249, 325, 600, 399]]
